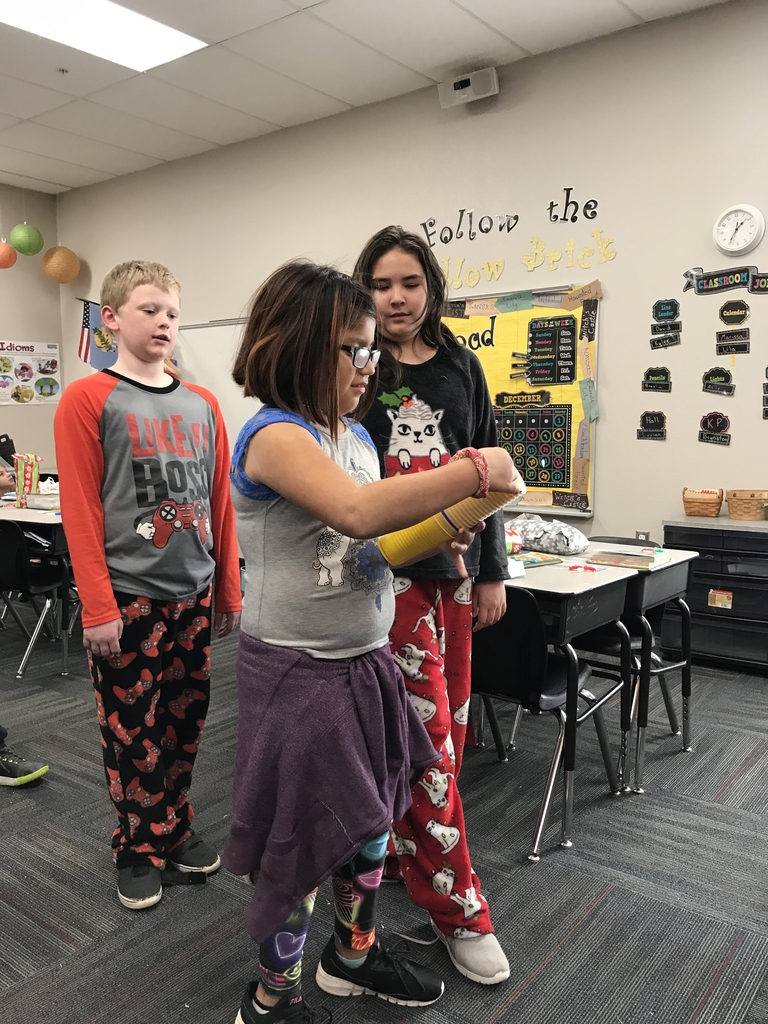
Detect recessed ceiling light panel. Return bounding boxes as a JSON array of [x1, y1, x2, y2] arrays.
[[0, 0, 207, 72]]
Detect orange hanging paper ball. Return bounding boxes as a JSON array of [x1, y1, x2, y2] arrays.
[[42, 245, 81, 283], [0, 242, 17, 269], [9, 222, 44, 256]]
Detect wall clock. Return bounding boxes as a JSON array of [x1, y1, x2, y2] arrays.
[[713, 204, 765, 256]]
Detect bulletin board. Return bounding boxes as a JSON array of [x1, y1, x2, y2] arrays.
[[442, 281, 601, 515]]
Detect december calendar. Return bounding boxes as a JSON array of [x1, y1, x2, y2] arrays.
[[442, 282, 600, 514]]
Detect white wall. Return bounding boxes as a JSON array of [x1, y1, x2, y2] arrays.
[[56, 0, 768, 541], [0, 184, 62, 467]]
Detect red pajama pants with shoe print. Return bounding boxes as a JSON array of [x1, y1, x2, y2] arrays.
[[388, 577, 493, 937], [89, 585, 212, 870]]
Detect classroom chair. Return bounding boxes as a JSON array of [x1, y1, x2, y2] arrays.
[[471, 587, 621, 861], [0, 521, 70, 677]]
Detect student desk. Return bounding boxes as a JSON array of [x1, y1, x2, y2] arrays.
[[579, 543, 699, 792], [504, 562, 636, 848], [0, 504, 72, 672]]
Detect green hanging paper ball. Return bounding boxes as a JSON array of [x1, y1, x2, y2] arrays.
[[9, 223, 44, 256]]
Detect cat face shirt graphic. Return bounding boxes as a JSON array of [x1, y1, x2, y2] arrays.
[[385, 396, 450, 477]]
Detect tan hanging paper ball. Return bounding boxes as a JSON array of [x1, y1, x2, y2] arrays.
[[42, 245, 81, 283]]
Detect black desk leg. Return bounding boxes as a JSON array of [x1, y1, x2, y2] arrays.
[[675, 596, 692, 751], [614, 618, 632, 792], [559, 643, 579, 849], [633, 614, 653, 793], [59, 558, 70, 677]]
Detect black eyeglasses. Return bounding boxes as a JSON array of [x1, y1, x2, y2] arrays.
[[341, 345, 381, 370]]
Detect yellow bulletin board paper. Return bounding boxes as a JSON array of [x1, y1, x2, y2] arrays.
[[443, 284, 600, 515]]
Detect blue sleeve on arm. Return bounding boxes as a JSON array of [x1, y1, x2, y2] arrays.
[[347, 419, 377, 453], [230, 408, 321, 500]]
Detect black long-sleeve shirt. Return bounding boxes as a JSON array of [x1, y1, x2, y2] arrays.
[[362, 344, 508, 582]]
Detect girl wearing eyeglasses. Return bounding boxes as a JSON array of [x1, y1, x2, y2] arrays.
[[354, 226, 512, 987], [223, 260, 521, 1024]]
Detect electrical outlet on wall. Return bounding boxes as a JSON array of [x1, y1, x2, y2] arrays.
[[635, 530, 650, 541]]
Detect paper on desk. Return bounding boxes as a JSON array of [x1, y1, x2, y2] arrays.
[[507, 558, 526, 578]]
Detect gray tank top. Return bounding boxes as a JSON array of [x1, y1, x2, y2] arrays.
[[231, 408, 395, 659]]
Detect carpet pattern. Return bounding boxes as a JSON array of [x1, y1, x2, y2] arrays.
[[1, 613, 767, 1024]]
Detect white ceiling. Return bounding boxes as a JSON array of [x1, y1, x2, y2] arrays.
[[0, 0, 732, 195]]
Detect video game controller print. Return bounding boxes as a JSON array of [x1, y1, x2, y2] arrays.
[[148, 500, 209, 549]]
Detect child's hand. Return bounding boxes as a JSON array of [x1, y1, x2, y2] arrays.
[[441, 521, 485, 578], [83, 618, 123, 658], [214, 611, 242, 638], [480, 448, 525, 495]]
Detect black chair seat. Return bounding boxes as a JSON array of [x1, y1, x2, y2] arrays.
[[540, 655, 591, 710], [27, 563, 66, 594], [576, 628, 644, 655]]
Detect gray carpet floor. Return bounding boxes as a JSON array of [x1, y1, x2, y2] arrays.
[[1, 611, 767, 1024]]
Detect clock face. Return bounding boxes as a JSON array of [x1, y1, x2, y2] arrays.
[[714, 205, 765, 255]]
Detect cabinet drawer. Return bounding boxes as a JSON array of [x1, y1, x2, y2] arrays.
[[662, 609, 768, 666], [722, 553, 768, 579], [722, 532, 768, 555], [687, 577, 768, 621], [665, 526, 722, 550]]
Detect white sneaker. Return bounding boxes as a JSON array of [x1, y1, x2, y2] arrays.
[[431, 919, 510, 985]]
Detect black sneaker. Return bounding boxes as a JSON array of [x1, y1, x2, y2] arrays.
[[0, 745, 49, 786], [315, 937, 444, 1006], [234, 982, 331, 1024], [117, 864, 162, 910], [168, 832, 221, 874]]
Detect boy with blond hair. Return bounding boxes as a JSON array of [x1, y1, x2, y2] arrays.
[[55, 261, 241, 910]]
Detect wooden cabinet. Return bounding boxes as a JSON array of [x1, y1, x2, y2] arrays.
[[662, 517, 768, 667]]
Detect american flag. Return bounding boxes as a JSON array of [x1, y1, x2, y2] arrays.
[[78, 301, 92, 363]]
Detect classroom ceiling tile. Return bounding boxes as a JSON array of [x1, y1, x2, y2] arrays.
[[0, 144, 112, 188], [90, 76, 278, 146], [116, 0, 297, 44], [450, 0, 640, 54], [33, 100, 216, 162], [622, 0, 731, 19], [0, 73, 73, 120], [0, 24, 136, 97], [150, 45, 349, 126], [0, 122, 160, 176], [313, 0, 527, 80], [0, 168, 69, 193], [0, 113, 18, 132], [222, 12, 432, 106]]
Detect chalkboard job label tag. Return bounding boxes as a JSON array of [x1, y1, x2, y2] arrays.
[[651, 321, 681, 335], [763, 408, 768, 419], [719, 300, 750, 326], [652, 299, 680, 322], [716, 328, 749, 343], [650, 333, 681, 350], [699, 410, 731, 445], [637, 410, 666, 440], [702, 367, 735, 396], [552, 490, 589, 512], [642, 366, 672, 392], [716, 341, 750, 356]]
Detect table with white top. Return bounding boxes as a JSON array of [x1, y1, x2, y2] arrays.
[[505, 560, 637, 847]]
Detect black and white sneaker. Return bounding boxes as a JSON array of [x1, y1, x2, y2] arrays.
[[234, 982, 331, 1024], [117, 864, 162, 910], [315, 937, 444, 1006], [0, 745, 49, 786], [168, 832, 221, 874]]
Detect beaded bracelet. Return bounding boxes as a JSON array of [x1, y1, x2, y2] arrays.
[[450, 447, 490, 499]]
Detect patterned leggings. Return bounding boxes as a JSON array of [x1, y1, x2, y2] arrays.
[[89, 586, 212, 870], [258, 832, 389, 996]]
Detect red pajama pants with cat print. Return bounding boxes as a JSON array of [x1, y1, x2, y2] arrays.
[[89, 586, 212, 870], [389, 577, 493, 937]]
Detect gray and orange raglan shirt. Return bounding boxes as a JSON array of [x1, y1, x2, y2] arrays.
[[54, 369, 241, 628]]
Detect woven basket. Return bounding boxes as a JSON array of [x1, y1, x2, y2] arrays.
[[682, 488, 723, 517], [725, 489, 768, 521]]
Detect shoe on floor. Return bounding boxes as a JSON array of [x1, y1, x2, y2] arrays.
[[315, 937, 444, 1007], [0, 745, 49, 786], [234, 981, 331, 1024], [168, 832, 221, 874], [117, 864, 162, 910], [431, 919, 510, 985]]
